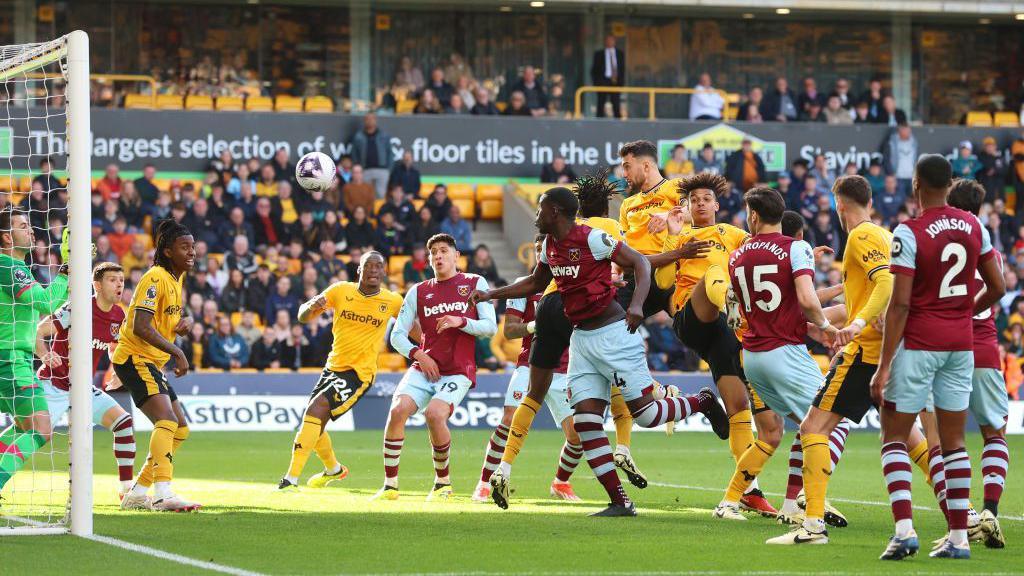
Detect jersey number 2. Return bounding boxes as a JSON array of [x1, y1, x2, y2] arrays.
[[734, 265, 781, 313], [939, 243, 968, 299]]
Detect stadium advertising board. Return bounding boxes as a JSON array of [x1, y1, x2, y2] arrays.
[[5, 109, 1018, 177]]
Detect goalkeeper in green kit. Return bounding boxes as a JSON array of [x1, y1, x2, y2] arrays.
[[0, 209, 68, 494]]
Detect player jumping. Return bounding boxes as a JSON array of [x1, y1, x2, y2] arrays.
[[717, 186, 840, 544], [375, 233, 497, 501], [0, 209, 68, 496], [278, 251, 402, 491], [471, 187, 728, 516], [872, 155, 1004, 560], [36, 262, 135, 498], [116, 219, 199, 512]]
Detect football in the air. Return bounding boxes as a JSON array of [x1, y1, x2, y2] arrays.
[[295, 151, 337, 193]]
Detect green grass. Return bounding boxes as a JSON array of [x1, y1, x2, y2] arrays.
[[2, 430, 1022, 575]]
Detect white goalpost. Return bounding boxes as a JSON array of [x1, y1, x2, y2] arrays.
[[0, 30, 91, 536]]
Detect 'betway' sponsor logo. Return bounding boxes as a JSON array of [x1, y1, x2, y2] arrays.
[[337, 309, 383, 326], [550, 264, 580, 278], [92, 339, 111, 351], [423, 301, 469, 317], [925, 216, 972, 239]]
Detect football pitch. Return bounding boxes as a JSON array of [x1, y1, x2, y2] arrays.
[[3, 430, 1022, 575]]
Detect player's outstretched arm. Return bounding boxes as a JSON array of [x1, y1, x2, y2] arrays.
[[815, 284, 843, 304], [469, 263, 552, 305], [612, 241, 651, 332], [975, 255, 1005, 316], [390, 285, 440, 381], [457, 276, 497, 337], [18, 269, 69, 316], [34, 317, 61, 369], [133, 308, 189, 377], [297, 293, 329, 324], [794, 274, 837, 341]]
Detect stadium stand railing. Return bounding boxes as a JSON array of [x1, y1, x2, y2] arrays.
[[573, 86, 735, 121]]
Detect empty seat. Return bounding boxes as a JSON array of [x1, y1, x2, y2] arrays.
[[994, 111, 1020, 127], [479, 199, 503, 220], [452, 198, 475, 219], [475, 184, 503, 202], [388, 255, 411, 277], [396, 99, 417, 115], [216, 96, 244, 111], [275, 96, 303, 113], [246, 96, 273, 112], [124, 93, 154, 110], [156, 94, 183, 110], [185, 95, 214, 110], [447, 183, 474, 200], [965, 111, 992, 127], [304, 96, 334, 113]]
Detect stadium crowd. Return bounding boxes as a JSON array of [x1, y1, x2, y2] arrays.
[[6, 119, 1023, 398]]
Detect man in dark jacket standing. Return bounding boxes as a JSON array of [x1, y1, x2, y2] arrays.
[[761, 77, 799, 122], [348, 113, 394, 198], [590, 34, 624, 118], [724, 139, 766, 192]]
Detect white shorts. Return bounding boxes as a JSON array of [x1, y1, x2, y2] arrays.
[[885, 345, 973, 414], [741, 344, 822, 420], [504, 366, 573, 425], [566, 320, 654, 407], [970, 368, 1009, 429], [393, 369, 472, 414], [41, 380, 122, 426]]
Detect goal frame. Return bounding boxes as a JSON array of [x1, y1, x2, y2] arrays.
[[0, 30, 92, 537]]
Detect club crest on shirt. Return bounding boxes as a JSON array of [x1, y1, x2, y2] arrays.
[[568, 248, 581, 262], [111, 322, 121, 337], [379, 304, 388, 313], [513, 391, 523, 401], [457, 285, 471, 297]]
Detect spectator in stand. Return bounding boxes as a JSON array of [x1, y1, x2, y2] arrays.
[[349, 113, 394, 198], [33, 157, 63, 199], [455, 76, 476, 110], [853, 100, 871, 124], [219, 206, 256, 248], [256, 164, 278, 197], [345, 205, 375, 250], [504, 91, 532, 117], [860, 78, 886, 122], [978, 136, 1007, 202], [833, 78, 854, 110], [341, 164, 376, 219], [809, 154, 836, 197], [207, 257, 228, 295], [447, 94, 470, 114], [471, 88, 499, 115], [280, 324, 315, 370], [874, 174, 905, 227], [823, 94, 853, 125], [133, 163, 159, 204], [426, 68, 454, 108], [270, 309, 292, 342], [207, 184, 232, 222], [394, 56, 425, 93], [246, 264, 274, 319], [250, 328, 283, 371], [120, 237, 149, 276], [467, 244, 503, 286], [336, 155, 354, 187], [291, 211, 324, 252], [775, 171, 798, 210], [374, 211, 405, 256], [797, 175, 819, 221], [271, 148, 293, 183], [345, 247, 362, 280], [862, 158, 886, 196], [191, 240, 210, 273], [799, 100, 826, 122], [206, 316, 250, 371], [184, 197, 222, 250], [414, 88, 443, 114], [808, 206, 841, 254], [379, 185, 416, 231], [252, 197, 282, 249], [388, 151, 421, 199], [227, 163, 256, 201], [94, 235, 115, 264], [663, 145, 694, 179], [876, 94, 907, 126], [590, 34, 623, 118], [1012, 130, 1024, 206], [725, 138, 765, 192], [763, 77, 799, 122], [540, 156, 578, 184], [797, 76, 825, 118], [189, 269, 218, 303], [403, 245, 433, 285], [688, 72, 725, 120], [272, 180, 300, 232], [118, 181, 144, 230], [225, 234, 258, 275], [883, 123, 917, 197], [409, 204, 440, 247], [645, 311, 694, 371], [736, 87, 763, 122], [266, 276, 299, 322], [440, 204, 472, 251], [424, 184, 453, 223], [96, 163, 123, 201], [107, 217, 134, 260], [717, 185, 744, 222], [315, 240, 346, 279], [510, 66, 548, 117], [305, 188, 333, 223], [952, 140, 982, 181], [181, 323, 206, 370], [693, 142, 723, 175], [220, 268, 247, 314], [321, 209, 345, 245]]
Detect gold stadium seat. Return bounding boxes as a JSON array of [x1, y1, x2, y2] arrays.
[[994, 111, 1020, 127], [156, 94, 183, 110], [453, 198, 475, 219], [475, 184, 502, 202], [966, 111, 993, 127], [18, 176, 31, 191], [479, 199, 503, 220], [373, 198, 386, 215], [447, 183, 474, 200], [457, 255, 468, 270], [185, 95, 214, 110], [0, 174, 17, 191], [419, 182, 436, 198], [246, 96, 273, 112], [304, 96, 334, 113], [396, 99, 417, 115], [124, 93, 154, 110], [216, 96, 244, 111], [388, 255, 411, 278], [275, 96, 304, 113]]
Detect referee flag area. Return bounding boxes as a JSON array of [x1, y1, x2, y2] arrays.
[[3, 430, 1021, 575]]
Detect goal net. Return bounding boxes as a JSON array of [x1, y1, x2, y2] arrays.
[[0, 31, 92, 536]]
